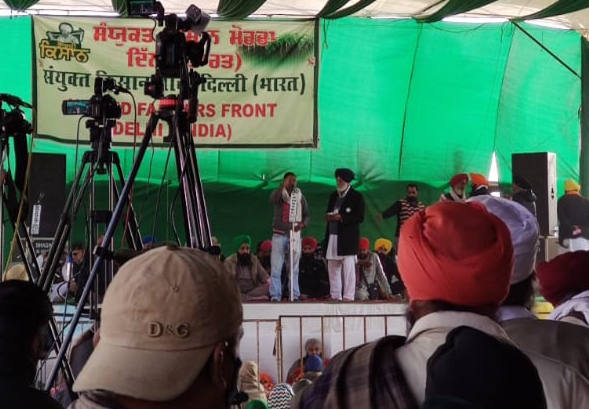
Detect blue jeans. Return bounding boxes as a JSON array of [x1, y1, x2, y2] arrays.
[[270, 233, 301, 300]]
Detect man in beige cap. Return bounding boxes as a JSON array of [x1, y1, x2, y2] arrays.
[[69, 244, 244, 409]]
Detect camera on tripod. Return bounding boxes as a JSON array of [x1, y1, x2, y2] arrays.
[[0, 94, 33, 192], [0, 95, 33, 137], [127, 0, 212, 99], [61, 77, 123, 120], [62, 77, 126, 152]]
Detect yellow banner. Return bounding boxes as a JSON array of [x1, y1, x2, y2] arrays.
[[33, 17, 317, 147]]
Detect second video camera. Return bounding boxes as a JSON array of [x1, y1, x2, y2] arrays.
[[127, 0, 211, 81], [62, 77, 122, 120]]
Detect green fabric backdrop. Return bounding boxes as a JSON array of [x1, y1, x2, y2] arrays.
[[0, 16, 582, 255]]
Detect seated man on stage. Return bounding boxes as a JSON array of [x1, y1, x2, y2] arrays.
[[374, 237, 405, 296], [298, 237, 330, 300], [355, 237, 395, 301], [224, 235, 270, 301]]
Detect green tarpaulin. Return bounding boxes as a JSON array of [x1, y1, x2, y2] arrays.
[[0, 16, 582, 252]]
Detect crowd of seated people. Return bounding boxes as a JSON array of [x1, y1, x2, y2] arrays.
[[9, 172, 589, 409], [223, 233, 404, 302]]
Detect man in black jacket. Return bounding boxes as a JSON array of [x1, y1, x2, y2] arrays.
[[512, 174, 537, 217], [324, 168, 365, 301], [557, 179, 589, 252], [0, 280, 63, 409]]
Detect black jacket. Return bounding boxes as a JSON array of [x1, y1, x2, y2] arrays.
[[512, 189, 537, 217], [324, 187, 365, 256], [0, 347, 63, 409], [557, 193, 589, 245]]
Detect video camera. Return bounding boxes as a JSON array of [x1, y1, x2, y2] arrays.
[[0, 94, 33, 137], [62, 77, 126, 151], [61, 77, 123, 120], [126, 0, 211, 99], [0, 94, 32, 194]]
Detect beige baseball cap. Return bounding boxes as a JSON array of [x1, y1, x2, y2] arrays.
[[73, 245, 243, 401]]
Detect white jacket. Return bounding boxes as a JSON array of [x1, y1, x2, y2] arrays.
[[394, 311, 589, 409]]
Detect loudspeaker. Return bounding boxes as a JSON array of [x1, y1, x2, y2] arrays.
[[26, 153, 66, 242], [511, 152, 557, 239]]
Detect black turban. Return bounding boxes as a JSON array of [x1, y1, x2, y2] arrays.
[[335, 168, 355, 183], [513, 174, 532, 190], [425, 326, 546, 409]]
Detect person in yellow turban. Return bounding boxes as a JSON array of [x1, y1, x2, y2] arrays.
[[373, 237, 404, 296], [557, 179, 589, 253]]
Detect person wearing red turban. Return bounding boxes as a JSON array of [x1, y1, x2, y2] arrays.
[[398, 201, 513, 308], [294, 201, 589, 408], [301, 237, 317, 252], [536, 250, 589, 326], [390, 201, 589, 408], [355, 237, 394, 301], [298, 237, 329, 299], [440, 173, 468, 203]]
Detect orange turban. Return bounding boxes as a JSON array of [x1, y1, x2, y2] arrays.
[[469, 173, 489, 188], [398, 201, 513, 307], [359, 237, 370, 251], [302, 237, 318, 251], [536, 250, 589, 306]]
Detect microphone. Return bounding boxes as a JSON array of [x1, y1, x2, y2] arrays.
[[113, 84, 131, 95], [100, 77, 130, 95], [0, 93, 32, 109], [64, 255, 74, 282]]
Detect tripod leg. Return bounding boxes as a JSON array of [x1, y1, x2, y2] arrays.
[[171, 113, 212, 248], [44, 112, 160, 392], [2, 171, 41, 281], [109, 151, 143, 250]]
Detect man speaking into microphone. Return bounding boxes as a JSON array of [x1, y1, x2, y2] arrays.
[[269, 172, 310, 302]]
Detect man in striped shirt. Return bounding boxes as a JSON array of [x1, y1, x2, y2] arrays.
[[378, 183, 425, 253]]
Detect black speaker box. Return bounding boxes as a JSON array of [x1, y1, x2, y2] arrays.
[[26, 152, 66, 240]]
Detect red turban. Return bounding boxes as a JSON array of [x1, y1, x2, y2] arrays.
[[469, 173, 489, 188], [398, 201, 513, 308], [536, 250, 589, 306], [259, 240, 272, 252], [302, 237, 318, 251], [359, 237, 370, 251], [450, 173, 468, 187]]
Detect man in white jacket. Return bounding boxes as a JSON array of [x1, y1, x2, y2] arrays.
[[394, 201, 589, 409]]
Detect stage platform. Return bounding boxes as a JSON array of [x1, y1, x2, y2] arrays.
[[241, 300, 408, 382]]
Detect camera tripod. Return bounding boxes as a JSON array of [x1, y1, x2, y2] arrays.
[[44, 68, 213, 392], [39, 118, 143, 395]]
